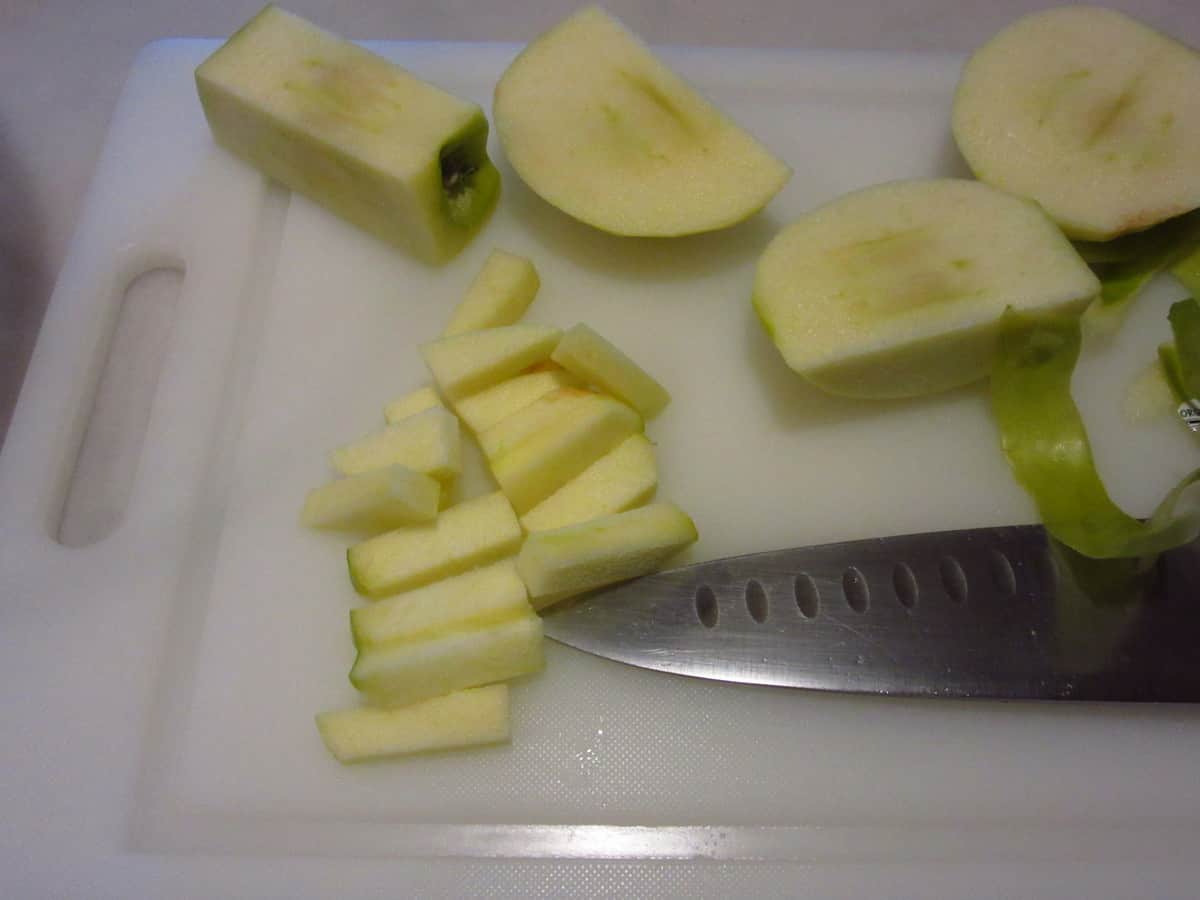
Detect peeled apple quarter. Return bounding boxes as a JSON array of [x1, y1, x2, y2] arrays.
[[752, 179, 1100, 399], [952, 6, 1200, 241], [493, 7, 790, 237]]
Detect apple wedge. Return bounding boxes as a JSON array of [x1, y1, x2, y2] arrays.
[[301, 465, 440, 532], [316, 684, 510, 763], [493, 7, 790, 236], [477, 386, 600, 460], [551, 323, 670, 419], [329, 406, 460, 480], [350, 559, 531, 649], [444, 249, 541, 337], [516, 502, 698, 610], [520, 433, 657, 533], [347, 491, 522, 598], [952, 7, 1200, 240], [752, 178, 1100, 398], [383, 385, 443, 426], [350, 613, 544, 706], [422, 324, 561, 399], [195, 6, 499, 263], [454, 365, 582, 434], [488, 393, 643, 513]]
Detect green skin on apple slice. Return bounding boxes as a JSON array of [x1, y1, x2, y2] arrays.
[[752, 178, 1100, 399], [516, 502, 698, 609], [196, 5, 500, 263], [493, 7, 790, 237], [952, 6, 1200, 241], [316, 684, 510, 763]]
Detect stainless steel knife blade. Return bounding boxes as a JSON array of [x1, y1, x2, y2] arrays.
[[540, 524, 1200, 701]]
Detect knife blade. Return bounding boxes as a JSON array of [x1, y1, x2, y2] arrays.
[[540, 524, 1200, 701]]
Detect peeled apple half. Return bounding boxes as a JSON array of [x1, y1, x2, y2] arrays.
[[494, 7, 790, 236], [952, 6, 1200, 241], [752, 179, 1100, 399]]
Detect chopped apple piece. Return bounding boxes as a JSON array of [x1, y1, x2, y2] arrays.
[[350, 613, 544, 706], [520, 434, 657, 532], [195, 6, 499, 263], [489, 393, 643, 513], [444, 249, 541, 337], [477, 386, 600, 459], [383, 385, 443, 426], [350, 559, 530, 649], [517, 502, 698, 609], [329, 406, 460, 480], [422, 324, 561, 399], [455, 366, 582, 433], [494, 7, 790, 236], [551, 324, 670, 418], [301, 465, 440, 532], [316, 684, 510, 763], [752, 178, 1100, 398], [348, 491, 523, 598]]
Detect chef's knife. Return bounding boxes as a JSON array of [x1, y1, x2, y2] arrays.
[[541, 524, 1200, 701]]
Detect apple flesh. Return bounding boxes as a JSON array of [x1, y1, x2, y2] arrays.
[[329, 406, 461, 481], [316, 684, 511, 763], [350, 614, 544, 706], [477, 386, 600, 460], [454, 365, 582, 434], [551, 323, 670, 419], [347, 491, 523, 598], [952, 7, 1200, 241], [350, 559, 531, 649], [301, 465, 440, 532], [752, 178, 1100, 398], [444, 249, 541, 337], [517, 502, 698, 609], [195, 6, 499, 263], [383, 385, 443, 426], [493, 7, 790, 237], [488, 392, 643, 513], [520, 433, 657, 533], [422, 324, 561, 400]]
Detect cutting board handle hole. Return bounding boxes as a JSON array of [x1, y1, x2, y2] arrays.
[[56, 264, 185, 547]]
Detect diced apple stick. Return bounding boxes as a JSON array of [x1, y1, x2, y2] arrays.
[[383, 385, 443, 425], [421, 324, 561, 399], [316, 684, 510, 763], [516, 502, 698, 609], [301, 465, 440, 532], [490, 393, 642, 513], [520, 434, 657, 533], [350, 614, 544, 706], [443, 250, 541, 337], [348, 491, 523, 598], [477, 387, 600, 460], [551, 323, 671, 418], [455, 366, 582, 434], [330, 407, 460, 480], [350, 559, 531, 649]]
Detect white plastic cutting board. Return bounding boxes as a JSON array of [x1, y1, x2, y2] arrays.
[[3, 38, 1200, 898]]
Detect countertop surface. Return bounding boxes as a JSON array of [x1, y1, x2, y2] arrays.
[[1, 0, 1194, 448]]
